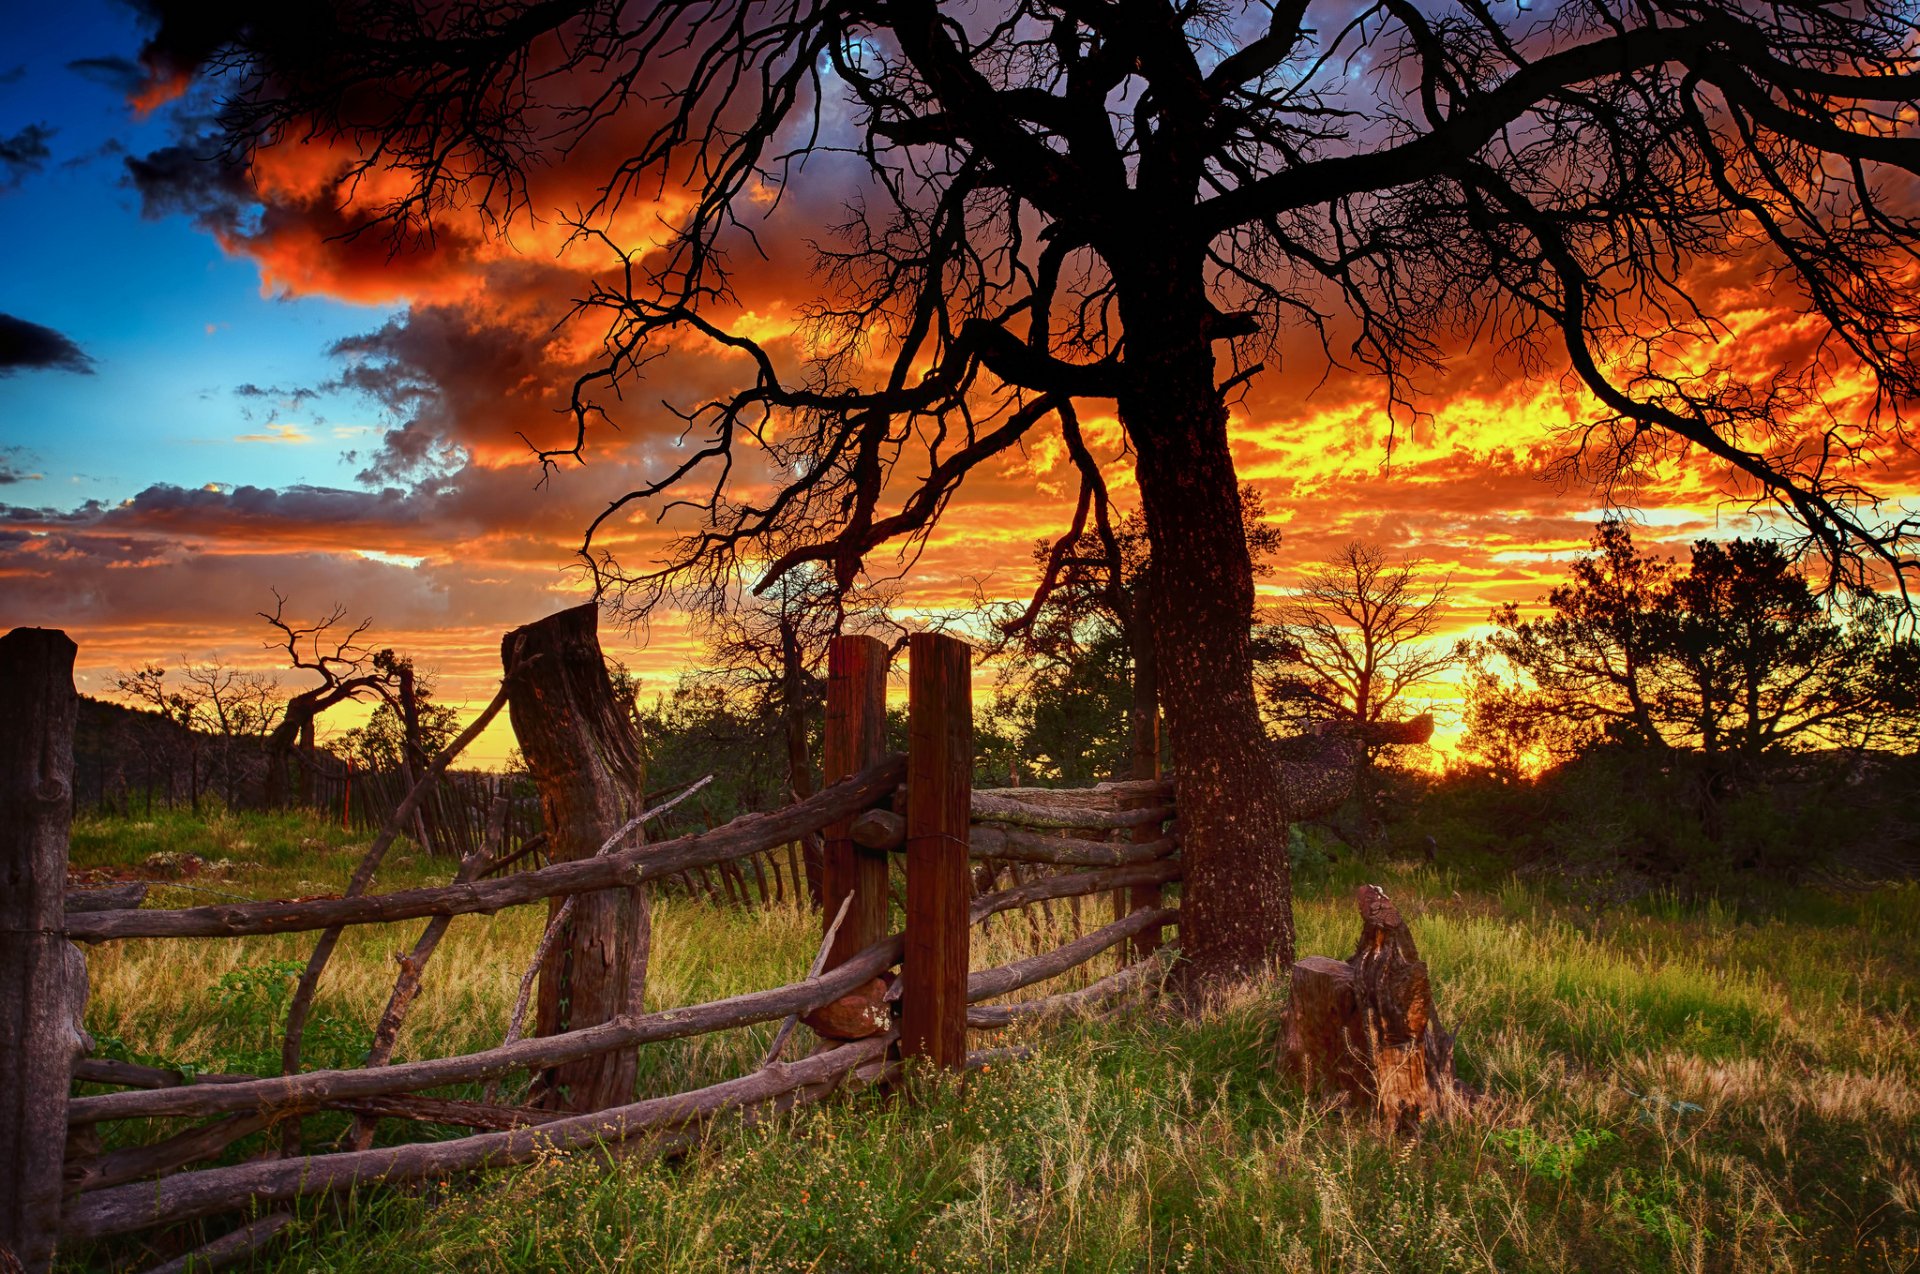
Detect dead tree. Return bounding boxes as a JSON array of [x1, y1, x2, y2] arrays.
[[501, 603, 648, 1112], [1277, 885, 1463, 1131], [259, 592, 394, 809]]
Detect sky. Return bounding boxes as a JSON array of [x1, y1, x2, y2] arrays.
[[2, 0, 1915, 767]]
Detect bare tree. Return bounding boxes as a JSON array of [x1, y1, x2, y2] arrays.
[[168, 0, 1920, 983], [259, 592, 396, 809], [693, 563, 904, 904], [116, 661, 286, 808], [1260, 543, 1457, 760]]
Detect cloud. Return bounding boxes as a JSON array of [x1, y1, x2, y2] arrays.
[[233, 423, 313, 445], [67, 56, 147, 95], [0, 123, 54, 193], [0, 314, 95, 376], [125, 131, 253, 234], [0, 447, 42, 484]]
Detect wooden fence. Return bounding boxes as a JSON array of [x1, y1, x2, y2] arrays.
[[0, 628, 1181, 1273]]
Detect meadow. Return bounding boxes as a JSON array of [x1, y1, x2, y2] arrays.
[[63, 807, 1920, 1273]]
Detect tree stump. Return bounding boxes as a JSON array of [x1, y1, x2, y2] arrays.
[[1276, 884, 1461, 1130], [502, 604, 648, 1113]]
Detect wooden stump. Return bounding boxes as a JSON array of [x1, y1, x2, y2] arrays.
[[1276, 885, 1461, 1130], [502, 604, 648, 1113]]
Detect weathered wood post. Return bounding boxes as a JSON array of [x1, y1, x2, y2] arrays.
[[821, 635, 890, 969], [0, 628, 83, 1274], [501, 604, 647, 1112], [902, 632, 971, 1070]]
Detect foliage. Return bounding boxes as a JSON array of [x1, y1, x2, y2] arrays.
[[339, 656, 462, 772], [1467, 522, 1920, 774], [635, 678, 796, 829], [983, 487, 1276, 785]]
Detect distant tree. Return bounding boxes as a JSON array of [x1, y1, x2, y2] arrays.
[[1470, 522, 1920, 771], [259, 592, 398, 808], [115, 659, 286, 807], [340, 657, 460, 772], [686, 564, 903, 902], [1258, 543, 1458, 760], [993, 485, 1279, 785]]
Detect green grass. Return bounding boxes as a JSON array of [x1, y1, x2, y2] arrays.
[[60, 808, 1920, 1272]]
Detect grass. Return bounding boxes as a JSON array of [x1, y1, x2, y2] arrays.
[[59, 806, 1920, 1272]]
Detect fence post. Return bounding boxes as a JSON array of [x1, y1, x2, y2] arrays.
[[903, 632, 971, 1070], [0, 628, 81, 1274], [822, 635, 890, 968]]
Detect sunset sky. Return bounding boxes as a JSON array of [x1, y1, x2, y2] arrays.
[[4, 0, 1915, 767]]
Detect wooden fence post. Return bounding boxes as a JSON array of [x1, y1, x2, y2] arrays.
[[902, 632, 971, 1070], [501, 604, 647, 1113], [0, 628, 82, 1274], [822, 635, 890, 968]]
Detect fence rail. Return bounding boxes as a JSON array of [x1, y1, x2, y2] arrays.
[[0, 626, 1181, 1273]]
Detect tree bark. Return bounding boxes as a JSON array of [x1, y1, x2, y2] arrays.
[[1276, 885, 1462, 1130], [1122, 286, 1293, 989], [501, 604, 648, 1112], [0, 628, 83, 1274]]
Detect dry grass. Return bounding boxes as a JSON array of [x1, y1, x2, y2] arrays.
[[60, 809, 1920, 1273]]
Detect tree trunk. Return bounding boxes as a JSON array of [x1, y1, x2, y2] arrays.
[[1121, 295, 1293, 989], [501, 604, 648, 1113], [398, 663, 443, 854], [1123, 590, 1165, 960], [264, 694, 321, 810], [297, 715, 316, 807], [779, 618, 824, 907]]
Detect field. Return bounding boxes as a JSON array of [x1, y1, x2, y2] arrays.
[[64, 808, 1920, 1273]]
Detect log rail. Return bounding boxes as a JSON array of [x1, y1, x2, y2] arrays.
[[6, 624, 1183, 1269]]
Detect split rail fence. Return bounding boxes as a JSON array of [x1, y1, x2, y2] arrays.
[[0, 628, 1182, 1274]]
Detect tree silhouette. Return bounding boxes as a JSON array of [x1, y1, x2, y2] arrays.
[[1259, 542, 1457, 757], [166, 0, 1920, 981], [259, 592, 397, 809], [1471, 521, 1920, 770]]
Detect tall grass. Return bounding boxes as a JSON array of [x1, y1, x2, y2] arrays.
[[61, 809, 1920, 1272]]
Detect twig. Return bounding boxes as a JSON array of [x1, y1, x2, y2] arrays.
[[761, 893, 854, 1067], [345, 795, 511, 1150], [277, 672, 520, 1152]]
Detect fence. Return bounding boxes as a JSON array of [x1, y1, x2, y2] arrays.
[[0, 628, 1182, 1274]]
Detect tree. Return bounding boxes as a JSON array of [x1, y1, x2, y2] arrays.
[[1259, 543, 1457, 758], [259, 592, 397, 808], [688, 564, 904, 903], [115, 660, 286, 807], [168, 0, 1920, 984], [1470, 521, 1920, 770], [992, 484, 1278, 786], [339, 658, 460, 772]]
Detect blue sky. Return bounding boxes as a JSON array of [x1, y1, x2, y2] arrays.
[[0, 0, 391, 504]]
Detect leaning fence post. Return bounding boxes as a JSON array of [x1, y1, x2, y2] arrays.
[[0, 627, 82, 1274], [902, 632, 972, 1070], [822, 635, 891, 969]]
